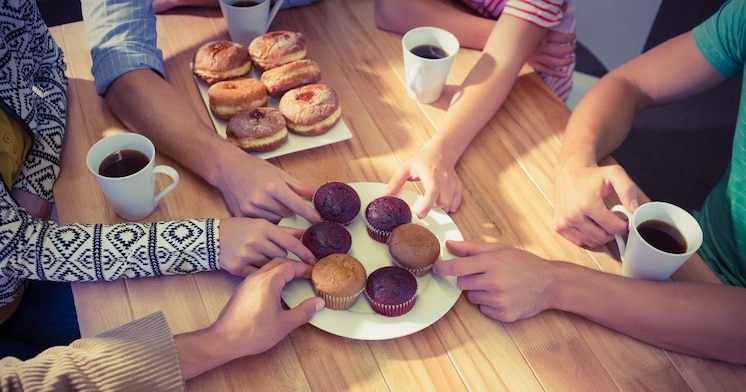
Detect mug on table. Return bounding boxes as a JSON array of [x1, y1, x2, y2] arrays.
[[612, 201, 703, 281], [219, 0, 284, 46], [402, 26, 460, 104], [86, 132, 179, 221]]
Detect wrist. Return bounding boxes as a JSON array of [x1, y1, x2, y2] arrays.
[[175, 324, 240, 381]]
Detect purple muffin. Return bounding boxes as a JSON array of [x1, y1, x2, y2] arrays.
[[313, 181, 361, 225], [364, 196, 412, 243], [302, 221, 352, 259], [365, 266, 417, 317]]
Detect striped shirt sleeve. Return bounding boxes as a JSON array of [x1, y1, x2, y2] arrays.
[[80, 0, 167, 96]]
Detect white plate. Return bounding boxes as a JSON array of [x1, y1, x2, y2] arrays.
[[192, 69, 352, 160], [280, 182, 463, 340]]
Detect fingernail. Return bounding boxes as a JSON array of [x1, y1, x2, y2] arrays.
[[315, 299, 325, 311]]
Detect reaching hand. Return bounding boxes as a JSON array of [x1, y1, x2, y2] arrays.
[[218, 217, 316, 276], [215, 151, 321, 224], [211, 259, 323, 355], [434, 240, 556, 322], [527, 30, 576, 77], [552, 161, 638, 247], [385, 143, 462, 219], [176, 258, 324, 380]]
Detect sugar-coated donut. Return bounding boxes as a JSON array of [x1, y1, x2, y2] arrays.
[[249, 31, 307, 71], [193, 40, 253, 84], [226, 107, 288, 152], [261, 59, 322, 97], [278, 84, 341, 136], [208, 78, 268, 120]]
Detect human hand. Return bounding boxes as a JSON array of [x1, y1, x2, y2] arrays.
[[552, 161, 638, 247], [433, 240, 556, 322], [176, 258, 324, 380], [215, 151, 321, 224], [385, 143, 462, 219], [218, 217, 316, 276], [11, 188, 52, 220], [527, 30, 576, 78]]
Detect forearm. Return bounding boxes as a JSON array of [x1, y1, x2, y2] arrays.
[[558, 75, 641, 168], [550, 261, 746, 364], [105, 69, 243, 189], [432, 16, 546, 163]]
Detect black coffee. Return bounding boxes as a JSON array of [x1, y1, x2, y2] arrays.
[[410, 44, 447, 59], [99, 149, 149, 178], [231, 0, 261, 6], [637, 219, 687, 254]]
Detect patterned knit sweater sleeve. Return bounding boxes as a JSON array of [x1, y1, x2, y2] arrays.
[[0, 187, 220, 306], [0, 312, 186, 391]]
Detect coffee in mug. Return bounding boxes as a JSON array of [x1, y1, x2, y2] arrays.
[[636, 219, 687, 254], [410, 44, 448, 60], [98, 149, 149, 178], [231, 0, 261, 6]]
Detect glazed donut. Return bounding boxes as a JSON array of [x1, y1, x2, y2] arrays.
[[278, 84, 341, 136], [249, 31, 307, 71], [261, 59, 322, 97], [193, 40, 253, 84], [226, 107, 288, 152], [208, 78, 268, 119]]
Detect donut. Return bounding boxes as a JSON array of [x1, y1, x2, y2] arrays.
[[193, 40, 253, 84], [248, 31, 307, 71], [261, 59, 322, 97], [278, 84, 341, 136], [226, 107, 288, 152], [207, 78, 268, 119]]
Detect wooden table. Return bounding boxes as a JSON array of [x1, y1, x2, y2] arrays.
[[50, 1, 746, 390]]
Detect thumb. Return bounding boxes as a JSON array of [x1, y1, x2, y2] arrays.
[[607, 168, 639, 212], [446, 239, 503, 257], [284, 296, 325, 327]]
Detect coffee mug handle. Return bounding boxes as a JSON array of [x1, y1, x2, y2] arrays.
[[610, 204, 633, 260], [152, 165, 180, 206], [406, 63, 424, 99], [266, 0, 284, 31]]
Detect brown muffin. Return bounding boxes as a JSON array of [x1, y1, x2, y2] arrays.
[[311, 253, 367, 310], [387, 223, 440, 277]]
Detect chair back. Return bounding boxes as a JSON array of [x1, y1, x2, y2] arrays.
[[573, 0, 663, 71]]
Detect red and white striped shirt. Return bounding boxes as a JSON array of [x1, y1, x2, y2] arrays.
[[461, 0, 576, 101]]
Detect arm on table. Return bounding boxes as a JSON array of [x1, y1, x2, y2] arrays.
[[0, 260, 324, 390], [385, 15, 553, 217], [553, 31, 728, 247], [435, 240, 746, 364]]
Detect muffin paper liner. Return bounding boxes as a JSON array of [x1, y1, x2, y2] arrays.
[[316, 287, 364, 310], [366, 292, 417, 317], [392, 259, 434, 277]]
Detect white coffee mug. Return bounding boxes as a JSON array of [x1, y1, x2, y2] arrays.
[[611, 202, 703, 281], [219, 0, 284, 46], [86, 133, 179, 221], [402, 26, 459, 104]]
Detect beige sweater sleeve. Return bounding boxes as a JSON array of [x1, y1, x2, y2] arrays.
[[0, 312, 184, 391]]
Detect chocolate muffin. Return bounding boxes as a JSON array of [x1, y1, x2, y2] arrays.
[[365, 266, 417, 317], [302, 221, 352, 259], [311, 253, 367, 310], [387, 223, 440, 277], [313, 181, 361, 225], [364, 196, 412, 243]]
